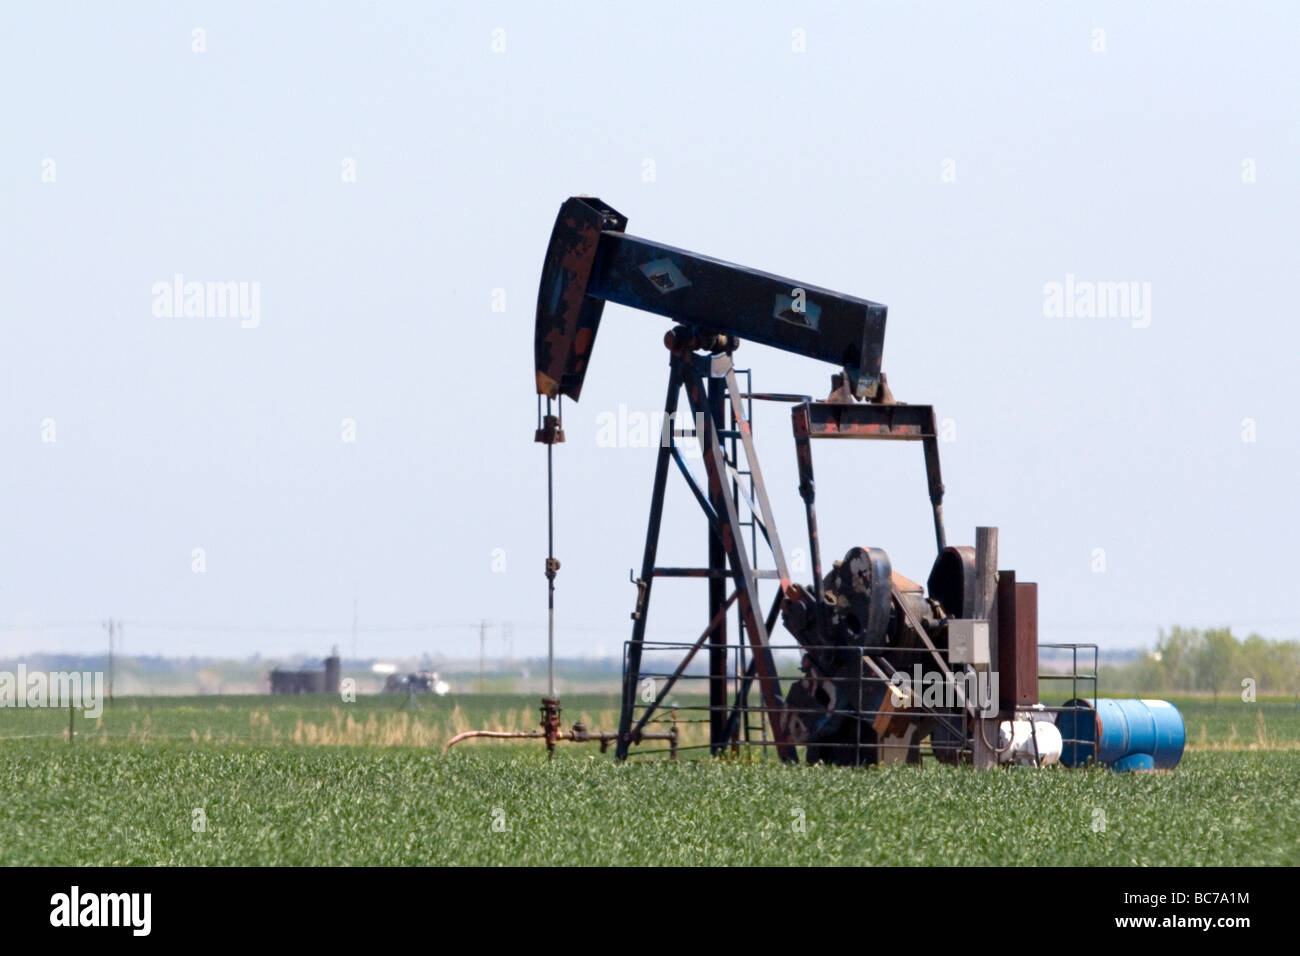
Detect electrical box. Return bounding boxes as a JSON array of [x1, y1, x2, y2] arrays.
[[948, 619, 990, 667]]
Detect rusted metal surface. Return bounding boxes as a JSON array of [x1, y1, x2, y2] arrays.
[[778, 543, 958, 765], [804, 401, 934, 439], [535, 196, 888, 401], [777, 396, 1001, 764], [707, 374, 728, 752], [790, 404, 825, 637], [781, 548, 893, 764], [996, 572, 1040, 711], [540, 696, 562, 755], [442, 726, 678, 758], [533, 413, 564, 445], [443, 696, 678, 758], [534, 197, 628, 400], [793, 400, 947, 556], [682, 355, 794, 760], [643, 357, 790, 754]]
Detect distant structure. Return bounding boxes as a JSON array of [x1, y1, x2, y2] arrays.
[[382, 671, 449, 695], [270, 650, 341, 695]]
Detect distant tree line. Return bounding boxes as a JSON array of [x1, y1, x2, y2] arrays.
[[1100, 627, 1300, 699]]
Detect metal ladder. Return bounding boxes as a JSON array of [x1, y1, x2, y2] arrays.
[[724, 368, 769, 756]]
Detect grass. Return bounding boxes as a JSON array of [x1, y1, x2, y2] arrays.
[[0, 743, 1295, 865], [5, 691, 1299, 752], [1, 694, 1297, 865], [0, 693, 626, 748]]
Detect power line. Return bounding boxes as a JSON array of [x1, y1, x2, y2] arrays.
[[1, 618, 1295, 638], [0, 620, 623, 634]]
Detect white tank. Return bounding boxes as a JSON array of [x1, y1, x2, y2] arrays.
[[997, 716, 1063, 766]]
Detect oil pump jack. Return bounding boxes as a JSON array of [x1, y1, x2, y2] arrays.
[[446, 195, 1055, 767]]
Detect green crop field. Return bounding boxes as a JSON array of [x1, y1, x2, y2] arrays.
[[2, 694, 1298, 866]]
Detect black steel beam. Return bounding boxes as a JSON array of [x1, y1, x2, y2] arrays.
[[590, 233, 886, 396], [535, 196, 888, 401]]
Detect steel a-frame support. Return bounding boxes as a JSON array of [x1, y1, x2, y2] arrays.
[[616, 344, 795, 762]]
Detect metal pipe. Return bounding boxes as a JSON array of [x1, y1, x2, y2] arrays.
[[442, 727, 679, 756], [442, 730, 546, 753], [547, 397, 556, 700]]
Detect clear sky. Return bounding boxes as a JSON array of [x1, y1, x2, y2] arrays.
[[1, 2, 1296, 660]]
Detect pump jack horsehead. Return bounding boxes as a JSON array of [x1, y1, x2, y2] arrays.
[[443, 194, 1105, 771]]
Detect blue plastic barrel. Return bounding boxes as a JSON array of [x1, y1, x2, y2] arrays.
[[1137, 699, 1186, 769], [1055, 698, 1102, 766], [1055, 698, 1185, 770], [1112, 752, 1156, 772]]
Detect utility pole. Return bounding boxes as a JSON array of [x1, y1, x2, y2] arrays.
[[351, 593, 358, 662], [478, 619, 487, 693], [102, 618, 120, 706]]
